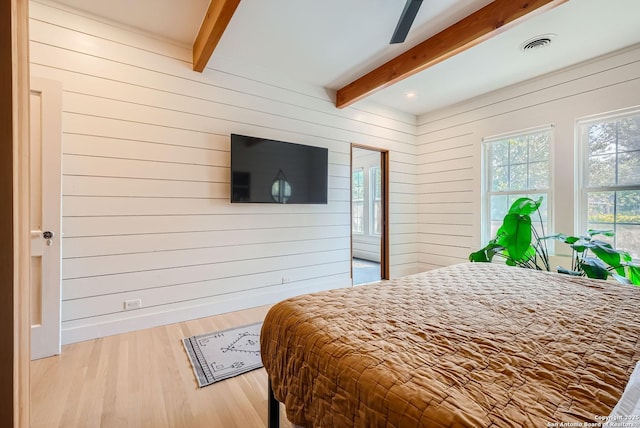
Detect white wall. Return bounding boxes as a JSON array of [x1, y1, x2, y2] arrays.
[[416, 44, 640, 271], [29, 0, 419, 343]]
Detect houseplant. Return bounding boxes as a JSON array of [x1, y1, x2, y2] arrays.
[[469, 196, 640, 285]]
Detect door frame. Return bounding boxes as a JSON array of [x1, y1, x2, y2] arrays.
[[6, 0, 31, 426], [350, 144, 390, 281]]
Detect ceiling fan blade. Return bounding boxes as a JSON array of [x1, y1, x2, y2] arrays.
[[390, 0, 423, 44]]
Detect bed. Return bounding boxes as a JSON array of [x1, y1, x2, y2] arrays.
[[260, 262, 640, 427]]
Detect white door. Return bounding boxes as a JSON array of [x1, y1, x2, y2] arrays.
[[30, 77, 62, 360]]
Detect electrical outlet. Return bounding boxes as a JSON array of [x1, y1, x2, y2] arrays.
[[124, 299, 142, 310]]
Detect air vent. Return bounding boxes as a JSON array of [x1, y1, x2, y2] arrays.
[[520, 34, 556, 52]]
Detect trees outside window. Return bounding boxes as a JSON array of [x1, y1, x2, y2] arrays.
[[483, 127, 552, 243], [578, 110, 640, 259]]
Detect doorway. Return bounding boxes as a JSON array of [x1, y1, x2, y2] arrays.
[[351, 145, 389, 285]]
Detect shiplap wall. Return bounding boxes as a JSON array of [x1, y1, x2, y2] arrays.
[[416, 44, 640, 271], [29, 0, 419, 344]]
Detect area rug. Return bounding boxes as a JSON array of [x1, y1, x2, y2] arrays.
[[183, 322, 263, 388]]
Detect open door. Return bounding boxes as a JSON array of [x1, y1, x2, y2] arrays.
[[351, 145, 389, 285], [30, 77, 62, 360]]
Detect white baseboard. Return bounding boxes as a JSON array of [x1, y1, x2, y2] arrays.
[[61, 279, 349, 345]]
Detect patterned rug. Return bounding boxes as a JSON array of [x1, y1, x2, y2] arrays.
[[183, 322, 263, 388]]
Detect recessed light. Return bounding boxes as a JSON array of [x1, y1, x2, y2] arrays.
[[520, 34, 556, 52], [406, 92, 417, 99]]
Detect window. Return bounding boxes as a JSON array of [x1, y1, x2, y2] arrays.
[[352, 170, 364, 234], [483, 127, 552, 243], [370, 167, 382, 235], [578, 109, 640, 259]]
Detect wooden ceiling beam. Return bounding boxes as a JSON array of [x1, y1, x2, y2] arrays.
[[193, 0, 241, 72], [335, 0, 569, 109]]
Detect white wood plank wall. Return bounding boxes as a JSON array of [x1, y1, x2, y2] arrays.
[[416, 44, 640, 272], [29, 0, 419, 343]]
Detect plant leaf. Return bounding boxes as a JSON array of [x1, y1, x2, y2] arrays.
[[508, 197, 541, 216], [591, 239, 613, 249], [580, 257, 609, 280], [587, 229, 616, 237], [523, 245, 536, 261], [540, 233, 564, 241], [590, 242, 622, 268], [570, 243, 587, 253], [469, 249, 489, 262], [557, 267, 582, 276], [564, 236, 580, 244], [612, 273, 632, 285], [502, 213, 532, 261], [469, 243, 504, 263], [628, 265, 640, 286]]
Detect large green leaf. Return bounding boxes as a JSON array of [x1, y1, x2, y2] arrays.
[[496, 233, 509, 248], [508, 197, 542, 216], [523, 245, 536, 261], [590, 242, 622, 269], [628, 265, 640, 286], [469, 249, 489, 262], [501, 213, 532, 261], [469, 243, 504, 263], [580, 257, 609, 280]]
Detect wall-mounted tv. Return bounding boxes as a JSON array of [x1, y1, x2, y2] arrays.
[[230, 134, 328, 204]]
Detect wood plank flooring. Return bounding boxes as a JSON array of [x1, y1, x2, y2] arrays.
[[30, 305, 291, 428]]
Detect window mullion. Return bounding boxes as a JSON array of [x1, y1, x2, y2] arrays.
[[615, 121, 620, 186]]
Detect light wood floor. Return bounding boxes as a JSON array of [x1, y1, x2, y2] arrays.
[[30, 305, 291, 428]]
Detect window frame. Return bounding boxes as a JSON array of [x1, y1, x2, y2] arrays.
[[481, 125, 554, 246], [576, 107, 640, 255], [352, 169, 365, 235], [370, 166, 382, 236]]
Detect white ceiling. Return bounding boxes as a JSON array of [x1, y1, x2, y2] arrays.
[[50, 0, 640, 116]]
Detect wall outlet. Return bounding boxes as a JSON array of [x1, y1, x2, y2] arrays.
[[124, 299, 142, 310]]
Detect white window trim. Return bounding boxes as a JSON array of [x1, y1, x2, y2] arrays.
[[575, 105, 640, 239], [352, 169, 365, 235], [369, 166, 381, 236], [481, 125, 555, 246]]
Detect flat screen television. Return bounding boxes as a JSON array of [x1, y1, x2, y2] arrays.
[[230, 134, 328, 204]]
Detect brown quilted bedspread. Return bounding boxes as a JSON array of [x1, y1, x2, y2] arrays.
[[260, 263, 640, 427]]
